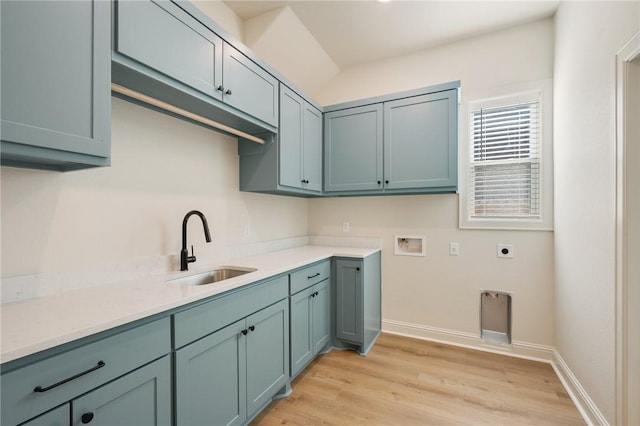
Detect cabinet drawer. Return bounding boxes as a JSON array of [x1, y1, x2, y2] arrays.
[[174, 275, 289, 349], [1, 318, 170, 426], [290, 260, 330, 294]]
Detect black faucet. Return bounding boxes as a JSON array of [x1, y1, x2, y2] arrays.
[[180, 210, 212, 271]]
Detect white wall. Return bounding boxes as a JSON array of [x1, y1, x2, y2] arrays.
[[553, 1, 639, 423], [1, 2, 308, 286], [1, 98, 308, 279], [314, 19, 554, 106], [309, 19, 556, 350], [192, 0, 244, 42], [242, 6, 339, 98], [626, 53, 640, 426]]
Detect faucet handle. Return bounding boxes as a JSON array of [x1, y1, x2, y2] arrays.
[[187, 245, 196, 264]]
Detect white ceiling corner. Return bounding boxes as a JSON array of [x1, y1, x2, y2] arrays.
[[224, 0, 559, 69]]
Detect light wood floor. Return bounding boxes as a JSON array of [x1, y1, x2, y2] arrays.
[[252, 333, 585, 425]]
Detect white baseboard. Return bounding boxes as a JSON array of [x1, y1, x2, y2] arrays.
[[552, 349, 609, 426], [382, 319, 601, 426], [382, 319, 554, 362]]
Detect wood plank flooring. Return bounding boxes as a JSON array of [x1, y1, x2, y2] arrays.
[[252, 333, 584, 425]]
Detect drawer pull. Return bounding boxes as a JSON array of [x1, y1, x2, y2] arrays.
[[33, 360, 106, 393], [81, 413, 94, 424], [307, 272, 320, 279]]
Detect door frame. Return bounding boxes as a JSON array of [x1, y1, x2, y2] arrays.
[[615, 31, 640, 426]]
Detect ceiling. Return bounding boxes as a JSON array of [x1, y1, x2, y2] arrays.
[[224, 1, 559, 68]]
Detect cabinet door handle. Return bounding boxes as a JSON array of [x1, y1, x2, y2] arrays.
[[241, 329, 248, 336], [225, 89, 232, 95], [34, 361, 106, 393], [385, 180, 389, 184], [216, 85, 224, 92], [377, 180, 381, 185], [307, 272, 320, 279], [81, 413, 94, 424], [356, 267, 360, 271], [249, 325, 255, 332]]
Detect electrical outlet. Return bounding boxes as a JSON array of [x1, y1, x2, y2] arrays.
[[449, 242, 459, 256], [342, 222, 350, 232], [243, 224, 250, 238], [497, 244, 514, 258]]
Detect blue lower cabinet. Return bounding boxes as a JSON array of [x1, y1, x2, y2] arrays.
[[335, 259, 363, 344], [334, 253, 382, 356], [175, 319, 247, 426], [245, 301, 289, 417], [289, 287, 314, 378], [311, 281, 331, 355], [290, 279, 330, 379], [21, 405, 69, 426], [1, 319, 170, 426], [175, 299, 289, 425], [71, 356, 171, 426]]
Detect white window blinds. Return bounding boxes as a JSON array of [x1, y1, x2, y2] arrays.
[[469, 101, 540, 218]]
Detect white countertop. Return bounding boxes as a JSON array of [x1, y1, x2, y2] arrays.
[[0, 245, 379, 364]]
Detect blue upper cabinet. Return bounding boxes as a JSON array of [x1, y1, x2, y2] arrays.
[[384, 90, 458, 191], [324, 82, 460, 195], [112, 0, 279, 136], [279, 87, 305, 190], [324, 104, 384, 192], [0, 0, 111, 171], [302, 103, 323, 193], [238, 85, 323, 197], [222, 44, 279, 128], [116, 0, 223, 101], [278, 85, 322, 193]]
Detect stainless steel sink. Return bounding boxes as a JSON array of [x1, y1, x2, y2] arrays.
[[167, 267, 257, 286]]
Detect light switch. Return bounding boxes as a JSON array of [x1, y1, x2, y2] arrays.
[[449, 242, 459, 256]]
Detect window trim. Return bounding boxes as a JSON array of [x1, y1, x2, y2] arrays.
[[459, 79, 554, 231]]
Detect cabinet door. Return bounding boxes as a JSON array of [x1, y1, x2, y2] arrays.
[[278, 86, 323, 193], [115, 0, 223, 100], [21, 405, 69, 426], [324, 104, 383, 192], [223, 43, 279, 127], [175, 320, 247, 426], [335, 260, 363, 344], [245, 300, 289, 417], [290, 287, 314, 378], [72, 356, 171, 426], [311, 280, 331, 355], [384, 90, 458, 190], [302, 104, 323, 193], [1, 0, 110, 170], [279, 86, 304, 190]]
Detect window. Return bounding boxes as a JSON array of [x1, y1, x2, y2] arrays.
[[459, 80, 553, 230]]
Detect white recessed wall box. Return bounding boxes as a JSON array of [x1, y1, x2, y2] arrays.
[[394, 235, 426, 256]]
